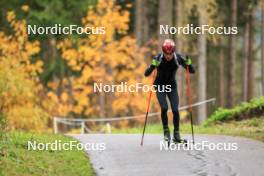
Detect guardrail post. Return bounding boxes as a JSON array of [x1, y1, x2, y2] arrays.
[[81, 121, 85, 134], [53, 117, 58, 134], [106, 123, 111, 134]]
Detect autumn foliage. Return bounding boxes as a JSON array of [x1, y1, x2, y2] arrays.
[[0, 1, 159, 131], [49, 0, 156, 118], [0, 10, 48, 131]]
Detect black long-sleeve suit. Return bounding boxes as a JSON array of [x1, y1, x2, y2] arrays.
[[144, 53, 195, 131]]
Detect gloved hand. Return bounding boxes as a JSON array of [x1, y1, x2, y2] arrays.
[[151, 59, 160, 67], [185, 56, 192, 66]]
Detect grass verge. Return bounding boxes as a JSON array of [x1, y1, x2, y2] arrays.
[[111, 117, 264, 142], [0, 131, 94, 176]]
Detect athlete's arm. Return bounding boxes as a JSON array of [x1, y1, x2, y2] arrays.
[[144, 65, 155, 77], [177, 54, 195, 74], [144, 56, 160, 77]]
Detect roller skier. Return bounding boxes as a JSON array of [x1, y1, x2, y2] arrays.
[[144, 39, 195, 144]]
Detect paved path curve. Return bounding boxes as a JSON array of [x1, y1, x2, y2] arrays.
[[71, 134, 264, 176]]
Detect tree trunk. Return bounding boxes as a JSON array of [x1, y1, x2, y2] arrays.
[[174, 0, 185, 105], [158, 0, 173, 44], [242, 22, 249, 101], [135, 0, 149, 45], [227, 0, 237, 107], [99, 91, 105, 118], [142, 0, 149, 43], [261, 2, 264, 96], [197, 15, 207, 124], [219, 40, 225, 107], [247, 10, 254, 100], [174, 0, 182, 52], [135, 0, 143, 45], [99, 60, 106, 118]]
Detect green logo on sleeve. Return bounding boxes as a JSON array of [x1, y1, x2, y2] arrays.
[[151, 59, 160, 66]]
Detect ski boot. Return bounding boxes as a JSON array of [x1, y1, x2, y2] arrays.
[[163, 128, 171, 146], [173, 130, 187, 146]]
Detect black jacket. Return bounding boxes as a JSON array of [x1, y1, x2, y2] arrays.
[[144, 53, 195, 86]]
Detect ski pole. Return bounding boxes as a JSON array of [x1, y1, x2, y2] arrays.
[[186, 61, 195, 145], [140, 70, 156, 146]]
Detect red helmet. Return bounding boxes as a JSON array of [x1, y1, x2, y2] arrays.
[[162, 39, 175, 54]]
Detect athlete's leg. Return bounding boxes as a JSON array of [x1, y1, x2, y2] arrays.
[[167, 85, 184, 142], [156, 90, 169, 130], [167, 86, 180, 132]]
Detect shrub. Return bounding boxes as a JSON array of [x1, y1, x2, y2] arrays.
[[205, 96, 264, 125]]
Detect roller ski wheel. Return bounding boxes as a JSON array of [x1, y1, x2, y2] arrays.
[[173, 131, 188, 146], [165, 139, 170, 147], [163, 128, 171, 147], [172, 139, 188, 145]]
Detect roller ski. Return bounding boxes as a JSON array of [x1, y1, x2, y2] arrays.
[[172, 131, 188, 146], [163, 128, 171, 147]]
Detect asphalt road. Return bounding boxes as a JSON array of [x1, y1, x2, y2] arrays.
[[71, 134, 264, 176]]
